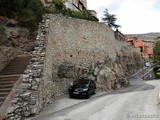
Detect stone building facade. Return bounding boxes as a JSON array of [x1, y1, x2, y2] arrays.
[[5, 14, 142, 119], [64, 0, 87, 11], [42, 0, 87, 11], [41, 0, 98, 18]]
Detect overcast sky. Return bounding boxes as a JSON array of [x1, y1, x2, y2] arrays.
[[87, 0, 160, 34]]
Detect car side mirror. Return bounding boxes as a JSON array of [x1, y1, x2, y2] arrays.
[[73, 80, 77, 85]]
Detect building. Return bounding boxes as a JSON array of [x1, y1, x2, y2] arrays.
[[64, 0, 98, 18], [133, 40, 143, 48], [42, 0, 87, 10], [114, 29, 126, 41], [64, 0, 87, 11], [142, 41, 154, 58], [42, 0, 98, 19], [118, 34, 154, 59], [125, 36, 137, 42], [87, 10, 98, 19], [126, 36, 154, 59]]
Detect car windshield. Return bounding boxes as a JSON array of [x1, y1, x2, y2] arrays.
[[77, 79, 89, 85]]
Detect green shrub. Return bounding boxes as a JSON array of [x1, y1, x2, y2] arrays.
[[62, 9, 98, 21], [153, 40, 160, 62], [156, 36, 160, 40], [52, 0, 65, 13], [0, 0, 98, 30], [0, 0, 44, 30], [46, 0, 98, 21]]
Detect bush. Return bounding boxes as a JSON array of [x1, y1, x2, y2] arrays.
[[152, 40, 160, 62], [0, 0, 44, 30], [62, 9, 98, 21], [0, 0, 98, 30], [47, 0, 98, 21]]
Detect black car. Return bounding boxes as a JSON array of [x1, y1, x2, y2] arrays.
[[68, 78, 96, 98]]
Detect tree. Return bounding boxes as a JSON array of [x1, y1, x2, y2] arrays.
[[102, 9, 120, 29], [0, 0, 45, 29], [152, 39, 160, 62], [0, 0, 23, 17]]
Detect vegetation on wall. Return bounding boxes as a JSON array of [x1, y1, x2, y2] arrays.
[[156, 36, 160, 40], [152, 38, 160, 62], [46, 0, 98, 21], [0, 0, 44, 29], [151, 37, 160, 78], [62, 9, 98, 21], [0, 0, 98, 30]]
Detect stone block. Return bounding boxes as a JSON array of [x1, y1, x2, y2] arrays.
[[23, 74, 30, 79], [30, 106, 39, 114], [57, 63, 76, 78], [18, 83, 31, 89], [31, 85, 39, 91], [20, 92, 32, 98], [24, 111, 30, 117]]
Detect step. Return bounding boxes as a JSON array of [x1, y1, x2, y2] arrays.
[[0, 97, 5, 102], [0, 80, 17, 83], [0, 68, 27, 71], [0, 72, 23, 75], [0, 84, 14, 89], [0, 77, 18, 80], [0, 88, 11, 93], [0, 79, 18, 82], [0, 92, 9, 97], [0, 56, 31, 75], [0, 81, 15, 85], [0, 75, 19, 79], [0, 70, 26, 74], [0, 76, 19, 81]]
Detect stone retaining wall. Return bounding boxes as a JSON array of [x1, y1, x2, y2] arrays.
[[43, 14, 142, 96], [5, 14, 142, 119], [5, 14, 49, 119]]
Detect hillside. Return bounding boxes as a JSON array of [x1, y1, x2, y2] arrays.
[[126, 32, 160, 40], [0, 17, 37, 71]]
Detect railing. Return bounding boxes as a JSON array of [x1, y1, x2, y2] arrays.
[[142, 68, 154, 80]]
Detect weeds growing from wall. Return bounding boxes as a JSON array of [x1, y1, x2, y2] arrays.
[[0, 0, 98, 31], [45, 0, 98, 21]]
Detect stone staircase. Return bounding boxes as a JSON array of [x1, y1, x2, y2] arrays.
[[0, 55, 31, 119]]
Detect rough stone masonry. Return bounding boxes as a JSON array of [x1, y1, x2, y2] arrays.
[[5, 14, 142, 119], [43, 14, 142, 94]]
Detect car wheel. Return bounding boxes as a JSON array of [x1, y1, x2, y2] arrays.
[[86, 92, 90, 99], [69, 95, 73, 98], [93, 90, 96, 95]]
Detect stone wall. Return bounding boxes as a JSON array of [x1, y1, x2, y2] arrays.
[[5, 15, 49, 119], [43, 14, 142, 97], [5, 14, 142, 119]]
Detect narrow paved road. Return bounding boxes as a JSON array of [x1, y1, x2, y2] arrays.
[[32, 68, 160, 120]]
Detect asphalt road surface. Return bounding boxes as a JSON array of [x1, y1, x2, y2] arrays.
[[31, 68, 160, 120]]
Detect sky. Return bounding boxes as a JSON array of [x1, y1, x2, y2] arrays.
[[87, 0, 160, 34]]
